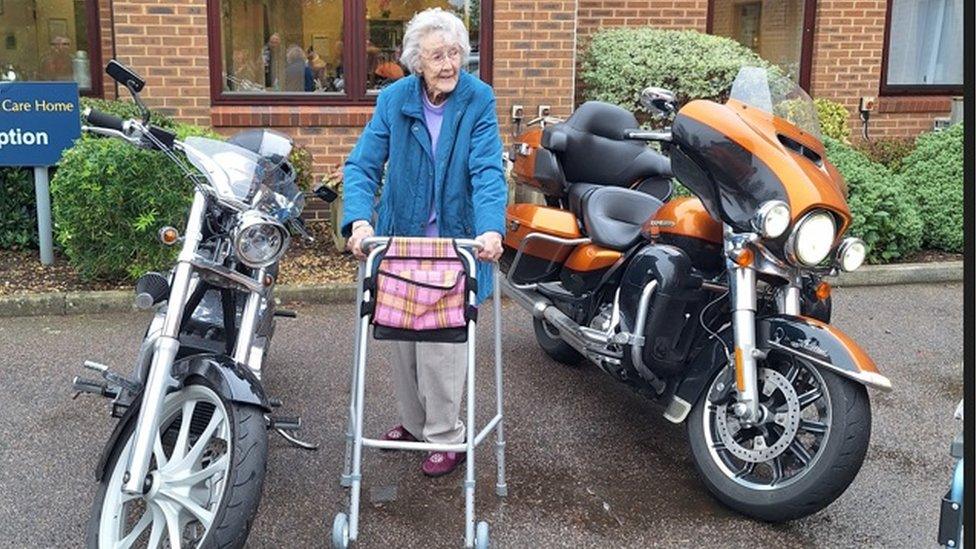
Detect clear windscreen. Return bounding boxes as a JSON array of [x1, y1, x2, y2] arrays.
[[183, 136, 304, 221], [729, 66, 822, 141]]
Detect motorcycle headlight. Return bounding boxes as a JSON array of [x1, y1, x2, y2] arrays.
[[786, 210, 836, 266], [752, 200, 791, 238], [836, 237, 867, 272], [232, 210, 289, 268]]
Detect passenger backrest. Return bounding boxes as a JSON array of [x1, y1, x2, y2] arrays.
[[542, 101, 671, 187]]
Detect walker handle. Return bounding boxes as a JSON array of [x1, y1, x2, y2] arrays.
[[359, 236, 484, 256]]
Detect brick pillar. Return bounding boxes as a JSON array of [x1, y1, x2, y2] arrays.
[[110, 0, 211, 125]]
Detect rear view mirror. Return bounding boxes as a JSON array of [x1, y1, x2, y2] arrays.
[[640, 86, 677, 116], [106, 60, 145, 92]]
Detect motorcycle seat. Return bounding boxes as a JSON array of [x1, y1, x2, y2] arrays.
[[543, 102, 673, 189], [569, 183, 663, 251]]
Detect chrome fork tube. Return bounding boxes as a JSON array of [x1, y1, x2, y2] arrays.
[[122, 190, 207, 495], [729, 260, 761, 423], [783, 285, 801, 316], [233, 267, 267, 373]]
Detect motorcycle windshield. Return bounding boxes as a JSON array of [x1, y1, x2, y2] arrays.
[[184, 137, 273, 204], [729, 66, 822, 141]]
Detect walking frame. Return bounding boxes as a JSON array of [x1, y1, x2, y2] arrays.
[[331, 236, 507, 549]]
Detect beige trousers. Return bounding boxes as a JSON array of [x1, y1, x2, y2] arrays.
[[391, 340, 467, 445]]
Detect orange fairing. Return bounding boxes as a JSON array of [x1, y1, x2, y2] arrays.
[[512, 127, 543, 186], [679, 99, 852, 235], [503, 204, 581, 262], [646, 196, 723, 244], [565, 244, 622, 272]]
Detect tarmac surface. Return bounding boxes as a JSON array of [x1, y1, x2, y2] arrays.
[[0, 283, 963, 548]]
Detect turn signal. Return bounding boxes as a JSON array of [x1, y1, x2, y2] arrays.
[[733, 248, 754, 268], [815, 281, 832, 301], [158, 226, 180, 246]]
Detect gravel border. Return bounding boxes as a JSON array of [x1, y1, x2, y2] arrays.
[[0, 261, 963, 318]]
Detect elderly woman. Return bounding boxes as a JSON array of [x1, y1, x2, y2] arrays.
[[341, 8, 507, 477]]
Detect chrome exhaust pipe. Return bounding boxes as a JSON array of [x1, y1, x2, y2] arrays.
[[500, 277, 613, 358]]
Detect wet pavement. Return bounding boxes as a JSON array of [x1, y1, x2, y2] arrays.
[[0, 283, 963, 548]]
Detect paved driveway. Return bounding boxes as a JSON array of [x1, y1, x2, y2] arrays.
[[0, 283, 963, 547]]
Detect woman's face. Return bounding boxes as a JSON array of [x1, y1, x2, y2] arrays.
[[418, 32, 461, 99]]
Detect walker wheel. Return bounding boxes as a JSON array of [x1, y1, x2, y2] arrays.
[[475, 521, 489, 549], [332, 512, 350, 548]]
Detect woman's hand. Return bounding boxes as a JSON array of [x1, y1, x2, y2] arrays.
[[475, 231, 503, 262], [347, 221, 375, 260]]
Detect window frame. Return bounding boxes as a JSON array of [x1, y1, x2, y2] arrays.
[[82, 0, 105, 97], [706, 0, 816, 92], [205, 0, 493, 107], [879, 0, 963, 96]]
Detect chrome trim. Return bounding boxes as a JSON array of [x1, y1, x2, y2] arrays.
[[630, 281, 665, 393], [231, 210, 290, 268], [189, 257, 264, 293], [767, 340, 892, 391], [663, 396, 693, 423], [233, 271, 266, 368], [508, 232, 590, 291], [783, 286, 801, 316], [729, 262, 761, 422], [751, 200, 790, 238], [835, 237, 867, 272]]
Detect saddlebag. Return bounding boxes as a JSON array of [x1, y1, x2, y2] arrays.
[[501, 203, 583, 285]]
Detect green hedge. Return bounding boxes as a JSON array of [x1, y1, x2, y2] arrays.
[[824, 137, 922, 263], [900, 123, 964, 253], [580, 28, 771, 121], [814, 99, 850, 143], [0, 168, 38, 250], [855, 137, 915, 173]]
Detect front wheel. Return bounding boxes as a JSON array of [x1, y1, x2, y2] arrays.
[[687, 352, 871, 522], [86, 378, 268, 548]]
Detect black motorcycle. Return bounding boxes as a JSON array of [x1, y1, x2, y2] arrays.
[[72, 60, 331, 548]]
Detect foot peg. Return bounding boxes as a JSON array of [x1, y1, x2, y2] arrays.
[[72, 360, 141, 405], [267, 414, 319, 451], [72, 376, 119, 399]]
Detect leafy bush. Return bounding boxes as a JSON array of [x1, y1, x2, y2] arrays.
[[823, 137, 922, 263], [79, 97, 178, 129], [51, 136, 193, 280], [814, 99, 850, 143], [580, 28, 771, 120], [899, 123, 964, 252], [0, 168, 38, 250], [855, 137, 915, 173]]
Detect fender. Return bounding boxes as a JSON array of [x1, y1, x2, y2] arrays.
[[94, 353, 270, 481], [666, 314, 891, 424]]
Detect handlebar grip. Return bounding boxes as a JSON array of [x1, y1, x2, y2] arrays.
[[85, 108, 126, 132]]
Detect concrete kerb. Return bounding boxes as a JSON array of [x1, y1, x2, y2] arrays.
[[0, 261, 963, 318]]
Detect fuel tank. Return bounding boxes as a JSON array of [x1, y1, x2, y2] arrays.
[[644, 196, 724, 273]]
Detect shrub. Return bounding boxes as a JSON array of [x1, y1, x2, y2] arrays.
[[580, 28, 771, 121], [0, 167, 38, 250], [899, 123, 964, 252], [51, 136, 193, 280], [823, 137, 922, 263], [855, 137, 915, 173], [79, 97, 178, 130], [814, 98, 850, 143]]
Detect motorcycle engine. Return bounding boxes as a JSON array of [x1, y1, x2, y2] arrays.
[[589, 302, 615, 333]]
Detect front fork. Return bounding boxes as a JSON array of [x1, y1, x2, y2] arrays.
[[121, 190, 208, 495], [727, 255, 801, 424]]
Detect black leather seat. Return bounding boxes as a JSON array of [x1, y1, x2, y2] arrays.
[[569, 183, 663, 251]]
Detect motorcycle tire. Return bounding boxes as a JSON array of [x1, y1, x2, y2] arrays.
[[533, 318, 583, 366], [85, 377, 268, 548], [687, 364, 871, 522]]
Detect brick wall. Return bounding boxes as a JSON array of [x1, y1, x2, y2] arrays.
[[110, 0, 211, 126], [810, 0, 951, 140]]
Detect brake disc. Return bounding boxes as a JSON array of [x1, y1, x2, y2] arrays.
[[715, 368, 802, 463]]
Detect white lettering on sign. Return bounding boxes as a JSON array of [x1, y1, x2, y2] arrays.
[[34, 100, 75, 112], [0, 129, 50, 149], [1, 99, 32, 112]]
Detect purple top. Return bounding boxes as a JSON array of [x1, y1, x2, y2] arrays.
[[422, 90, 447, 237]]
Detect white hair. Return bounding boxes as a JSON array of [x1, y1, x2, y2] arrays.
[[399, 8, 470, 74]]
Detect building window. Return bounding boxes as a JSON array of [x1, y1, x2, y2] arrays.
[[211, 0, 490, 105], [707, 0, 815, 90], [881, 0, 962, 95], [0, 0, 103, 95]]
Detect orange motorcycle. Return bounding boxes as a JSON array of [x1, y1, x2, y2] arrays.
[[501, 67, 890, 521]]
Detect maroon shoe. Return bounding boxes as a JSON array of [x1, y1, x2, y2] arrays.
[[380, 425, 418, 452], [422, 450, 466, 477]]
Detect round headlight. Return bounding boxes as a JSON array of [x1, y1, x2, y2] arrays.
[[787, 211, 836, 266], [233, 211, 289, 268], [837, 237, 867, 272], [753, 200, 791, 238]]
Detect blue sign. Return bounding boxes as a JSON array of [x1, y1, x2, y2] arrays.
[[0, 82, 81, 167]]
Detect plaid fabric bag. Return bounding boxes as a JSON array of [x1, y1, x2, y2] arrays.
[[369, 237, 474, 342]]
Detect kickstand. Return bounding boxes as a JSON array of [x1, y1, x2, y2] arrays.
[[275, 428, 319, 451]]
